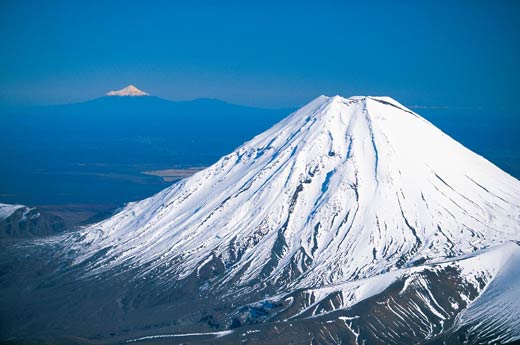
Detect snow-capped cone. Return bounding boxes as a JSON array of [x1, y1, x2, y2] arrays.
[[70, 95, 520, 289], [106, 84, 149, 96]]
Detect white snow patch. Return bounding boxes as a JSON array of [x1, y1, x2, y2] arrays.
[[126, 330, 234, 342]]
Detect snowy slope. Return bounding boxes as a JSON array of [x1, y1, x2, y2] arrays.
[[68, 95, 520, 295], [260, 242, 520, 319], [216, 242, 520, 344], [454, 242, 520, 343]]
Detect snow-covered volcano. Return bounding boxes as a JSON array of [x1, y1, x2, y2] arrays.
[[106, 84, 149, 96], [71, 95, 520, 290], [0, 94, 512, 343]]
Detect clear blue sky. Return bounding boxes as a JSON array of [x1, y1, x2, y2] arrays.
[[0, 0, 518, 109]]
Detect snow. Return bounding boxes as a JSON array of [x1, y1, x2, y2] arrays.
[[66, 95, 520, 297], [259, 242, 520, 322], [279, 266, 424, 318], [106, 85, 149, 96], [454, 242, 520, 342], [126, 330, 234, 342]]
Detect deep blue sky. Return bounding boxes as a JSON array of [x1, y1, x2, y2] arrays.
[[0, 0, 518, 109]]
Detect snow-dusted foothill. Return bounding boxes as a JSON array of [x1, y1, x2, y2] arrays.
[[0, 203, 26, 220]]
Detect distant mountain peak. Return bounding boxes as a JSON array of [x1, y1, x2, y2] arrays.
[[106, 85, 149, 97]]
